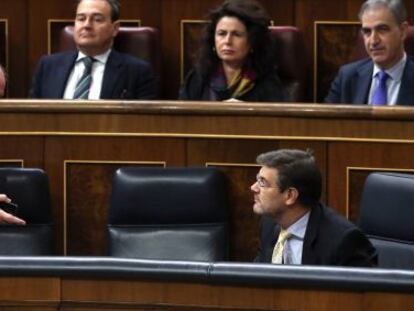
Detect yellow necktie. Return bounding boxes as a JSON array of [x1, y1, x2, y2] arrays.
[[271, 229, 291, 264]]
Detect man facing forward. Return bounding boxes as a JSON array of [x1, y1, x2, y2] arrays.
[[325, 0, 414, 105], [30, 0, 156, 100]]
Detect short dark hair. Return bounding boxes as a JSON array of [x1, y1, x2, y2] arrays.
[[359, 0, 407, 24], [256, 149, 322, 208], [77, 0, 120, 22], [197, 0, 274, 79]]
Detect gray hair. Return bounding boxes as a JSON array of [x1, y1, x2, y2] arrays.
[[359, 0, 407, 24]]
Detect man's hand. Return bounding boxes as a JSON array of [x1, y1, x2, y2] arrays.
[[0, 194, 26, 225]]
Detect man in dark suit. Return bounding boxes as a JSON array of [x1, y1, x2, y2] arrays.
[[325, 0, 414, 105], [252, 149, 377, 266], [30, 0, 156, 100]]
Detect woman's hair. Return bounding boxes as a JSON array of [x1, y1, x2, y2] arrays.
[[196, 0, 274, 79]]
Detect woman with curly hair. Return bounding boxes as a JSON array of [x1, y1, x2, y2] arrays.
[[179, 0, 286, 102]]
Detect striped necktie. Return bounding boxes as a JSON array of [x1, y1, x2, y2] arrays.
[[73, 57, 94, 99], [271, 229, 291, 264]]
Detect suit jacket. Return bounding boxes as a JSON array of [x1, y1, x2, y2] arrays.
[[255, 203, 377, 267], [30, 50, 157, 99], [324, 57, 414, 105], [179, 68, 287, 102]]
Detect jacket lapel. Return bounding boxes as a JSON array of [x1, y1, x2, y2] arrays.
[[397, 57, 414, 106], [100, 50, 124, 99], [57, 52, 78, 98], [301, 204, 321, 264], [353, 60, 373, 104]]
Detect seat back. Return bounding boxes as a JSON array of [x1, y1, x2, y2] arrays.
[[269, 26, 309, 102], [0, 168, 54, 255], [358, 172, 414, 269], [350, 25, 414, 60], [108, 167, 229, 261], [59, 26, 161, 87]]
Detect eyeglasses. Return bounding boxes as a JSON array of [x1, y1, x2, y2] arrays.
[[256, 175, 277, 189]]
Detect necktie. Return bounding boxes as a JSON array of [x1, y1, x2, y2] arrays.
[[371, 70, 389, 106], [271, 229, 291, 264], [73, 57, 94, 99]]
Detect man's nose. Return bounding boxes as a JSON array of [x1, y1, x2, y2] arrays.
[[370, 30, 380, 45], [83, 17, 93, 27], [250, 181, 259, 192]]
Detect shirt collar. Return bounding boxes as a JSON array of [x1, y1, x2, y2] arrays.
[[372, 52, 407, 82], [76, 49, 112, 64], [286, 211, 310, 240]]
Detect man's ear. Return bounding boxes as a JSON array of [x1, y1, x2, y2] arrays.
[[400, 21, 410, 41], [112, 20, 120, 38], [285, 187, 299, 206]]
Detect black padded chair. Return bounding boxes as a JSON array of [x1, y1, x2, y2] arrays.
[[108, 167, 229, 261], [358, 172, 414, 269], [269, 26, 309, 102], [0, 168, 54, 255]]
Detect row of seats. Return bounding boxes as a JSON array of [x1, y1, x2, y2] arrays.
[[56, 25, 414, 102], [0, 167, 229, 261], [0, 167, 413, 269]]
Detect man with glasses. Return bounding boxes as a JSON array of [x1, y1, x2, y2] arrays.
[[252, 149, 377, 266], [325, 0, 414, 105]]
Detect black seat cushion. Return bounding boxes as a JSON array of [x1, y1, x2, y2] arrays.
[[0, 168, 54, 255], [108, 224, 228, 260], [359, 172, 414, 269], [108, 167, 229, 261]]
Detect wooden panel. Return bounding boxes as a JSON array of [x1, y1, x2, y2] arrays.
[[28, 0, 73, 94], [60, 278, 414, 311], [44, 136, 186, 255], [0, 136, 43, 168], [0, 272, 409, 311], [314, 22, 361, 102], [328, 142, 414, 219], [0, 276, 60, 310], [66, 161, 165, 255]]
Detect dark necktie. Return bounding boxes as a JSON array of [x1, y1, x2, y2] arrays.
[[73, 57, 94, 99], [371, 70, 389, 106]]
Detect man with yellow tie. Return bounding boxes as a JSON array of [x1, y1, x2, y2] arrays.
[[252, 149, 377, 266]]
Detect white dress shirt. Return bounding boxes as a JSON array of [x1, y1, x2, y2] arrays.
[[368, 53, 407, 106], [63, 49, 111, 100], [283, 211, 310, 265]]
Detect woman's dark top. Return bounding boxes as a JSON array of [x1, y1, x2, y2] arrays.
[[179, 67, 287, 102]]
